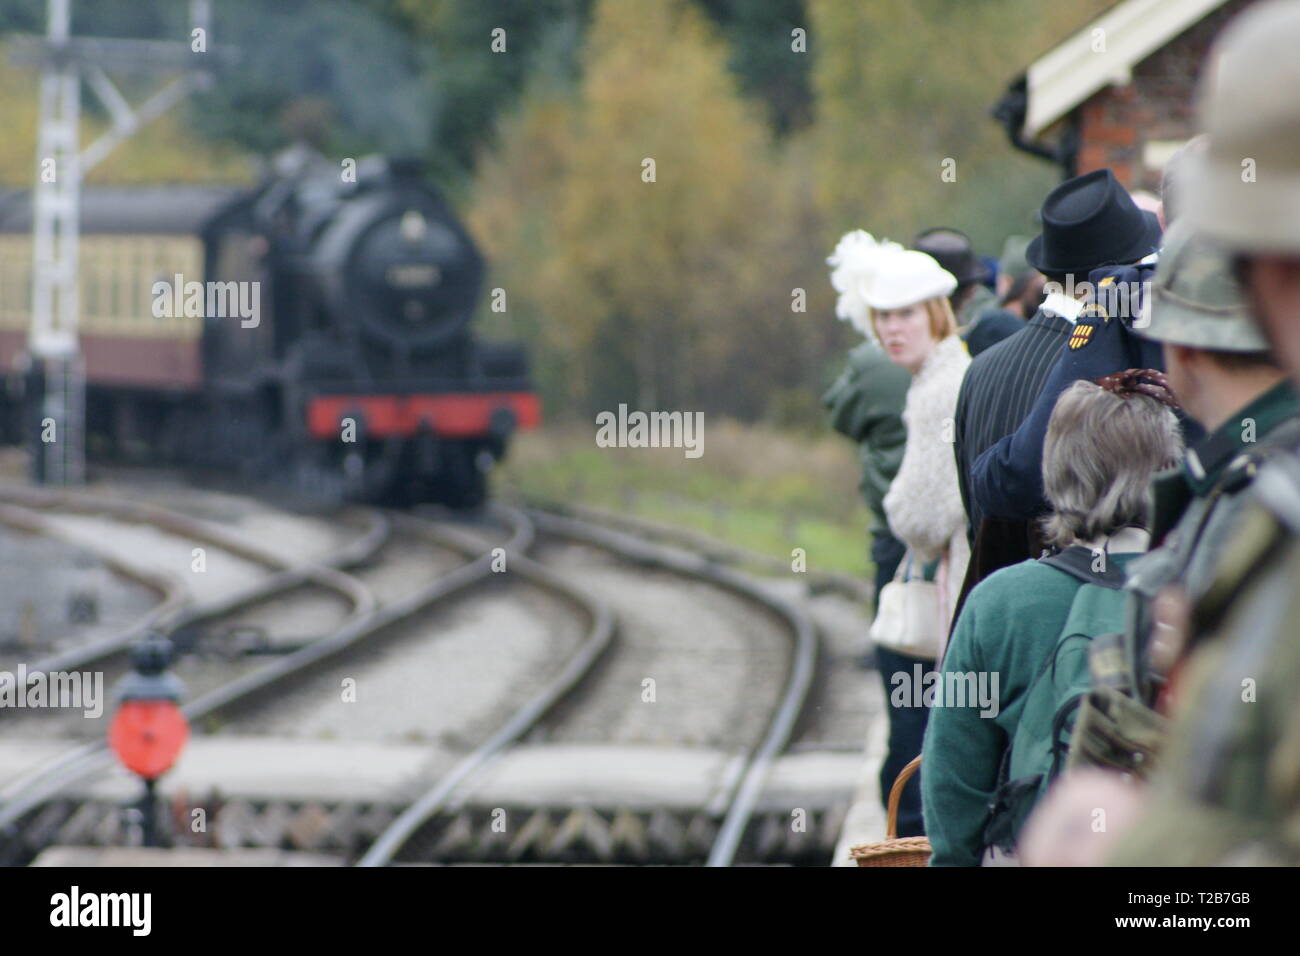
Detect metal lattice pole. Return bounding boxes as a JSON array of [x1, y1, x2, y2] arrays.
[[28, 0, 83, 485], [20, 0, 227, 485]]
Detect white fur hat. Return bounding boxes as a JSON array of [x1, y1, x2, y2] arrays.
[[826, 230, 902, 340], [861, 248, 958, 310], [827, 231, 957, 339]]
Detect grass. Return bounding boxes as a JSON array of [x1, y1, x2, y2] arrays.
[[496, 418, 874, 578]]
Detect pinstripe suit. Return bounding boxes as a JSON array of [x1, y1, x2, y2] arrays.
[[953, 307, 1072, 539], [956, 306, 1066, 530], [951, 308, 1071, 621], [950, 308, 1072, 623]]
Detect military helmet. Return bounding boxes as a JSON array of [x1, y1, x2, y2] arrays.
[[1187, 0, 1300, 252], [1136, 220, 1269, 352]]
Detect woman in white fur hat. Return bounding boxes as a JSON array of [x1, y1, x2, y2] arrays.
[[869, 244, 972, 631], [835, 233, 971, 838]]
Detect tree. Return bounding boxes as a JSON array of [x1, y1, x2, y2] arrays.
[[394, 0, 591, 184], [806, 0, 1119, 251], [471, 0, 836, 420], [693, 0, 814, 135]]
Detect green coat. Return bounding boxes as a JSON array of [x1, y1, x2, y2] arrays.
[[921, 553, 1144, 866], [822, 341, 909, 533]]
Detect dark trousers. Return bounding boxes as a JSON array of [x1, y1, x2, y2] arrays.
[[871, 527, 906, 596], [874, 645, 936, 838]]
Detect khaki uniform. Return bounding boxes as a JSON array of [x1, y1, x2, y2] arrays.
[[1108, 451, 1300, 865], [1124, 387, 1299, 692]]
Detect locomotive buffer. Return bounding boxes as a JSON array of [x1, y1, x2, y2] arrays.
[[9, 0, 232, 485]]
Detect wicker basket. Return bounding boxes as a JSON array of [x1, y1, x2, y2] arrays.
[[850, 755, 932, 867]]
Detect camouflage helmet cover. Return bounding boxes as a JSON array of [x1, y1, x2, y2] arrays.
[[1137, 219, 1269, 352]]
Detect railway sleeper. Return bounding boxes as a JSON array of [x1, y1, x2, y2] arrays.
[[11, 797, 850, 865]]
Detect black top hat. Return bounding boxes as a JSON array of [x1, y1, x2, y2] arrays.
[[912, 227, 992, 286], [1026, 169, 1162, 276]]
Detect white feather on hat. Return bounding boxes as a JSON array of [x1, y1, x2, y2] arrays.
[[827, 230, 903, 341]]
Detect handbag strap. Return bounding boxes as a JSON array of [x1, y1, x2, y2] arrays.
[[886, 755, 923, 839], [891, 548, 914, 584]]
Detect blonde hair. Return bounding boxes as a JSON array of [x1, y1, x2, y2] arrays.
[[869, 296, 959, 342], [1040, 380, 1183, 549]]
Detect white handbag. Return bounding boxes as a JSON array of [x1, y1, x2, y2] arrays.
[[869, 551, 943, 660]]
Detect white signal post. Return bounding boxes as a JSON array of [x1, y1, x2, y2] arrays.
[[28, 0, 80, 485], [16, 0, 225, 485]]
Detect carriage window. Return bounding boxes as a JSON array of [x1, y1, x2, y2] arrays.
[[150, 240, 165, 327], [82, 244, 94, 322], [124, 241, 135, 323], [84, 242, 99, 323], [111, 241, 122, 323], [135, 241, 147, 324]]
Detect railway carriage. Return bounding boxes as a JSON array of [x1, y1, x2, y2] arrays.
[[0, 155, 539, 506]]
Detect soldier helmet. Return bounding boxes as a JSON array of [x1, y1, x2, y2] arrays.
[[1136, 220, 1268, 352], [1186, 0, 1300, 252]]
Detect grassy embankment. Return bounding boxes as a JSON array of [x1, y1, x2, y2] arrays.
[[496, 418, 873, 579]]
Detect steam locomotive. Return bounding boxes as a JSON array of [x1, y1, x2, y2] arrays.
[[0, 153, 539, 506]]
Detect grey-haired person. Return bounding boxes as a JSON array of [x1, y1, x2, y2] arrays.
[[923, 376, 1182, 866]]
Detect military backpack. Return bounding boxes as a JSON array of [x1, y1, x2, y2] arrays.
[[1068, 419, 1300, 781], [982, 545, 1129, 852]]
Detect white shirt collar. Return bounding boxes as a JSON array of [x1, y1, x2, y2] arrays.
[[1076, 526, 1151, 555], [1041, 292, 1085, 325]]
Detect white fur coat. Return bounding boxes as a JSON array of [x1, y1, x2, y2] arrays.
[[883, 334, 972, 631]]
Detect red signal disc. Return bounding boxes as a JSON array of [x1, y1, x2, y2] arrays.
[[108, 700, 190, 780]]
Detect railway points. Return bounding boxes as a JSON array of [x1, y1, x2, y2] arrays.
[[0, 478, 876, 866]]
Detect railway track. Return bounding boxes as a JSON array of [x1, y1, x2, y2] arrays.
[[357, 508, 818, 868], [1, 485, 825, 866], [526, 497, 873, 603], [0, 493, 494, 852], [355, 510, 614, 866], [0, 484, 386, 683], [528, 512, 818, 867], [0, 490, 603, 864]]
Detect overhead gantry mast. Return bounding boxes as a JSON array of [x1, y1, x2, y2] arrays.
[[10, 0, 227, 484]]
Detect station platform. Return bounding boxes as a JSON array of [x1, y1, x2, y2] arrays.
[[3, 738, 868, 863], [829, 691, 888, 865], [0, 738, 865, 809], [31, 846, 342, 866]]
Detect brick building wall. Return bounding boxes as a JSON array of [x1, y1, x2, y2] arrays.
[[1075, 0, 1260, 191]]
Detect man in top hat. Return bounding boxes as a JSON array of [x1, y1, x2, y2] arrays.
[[964, 259, 1173, 526], [964, 137, 1222, 526], [951, 168, 1161, 616]]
